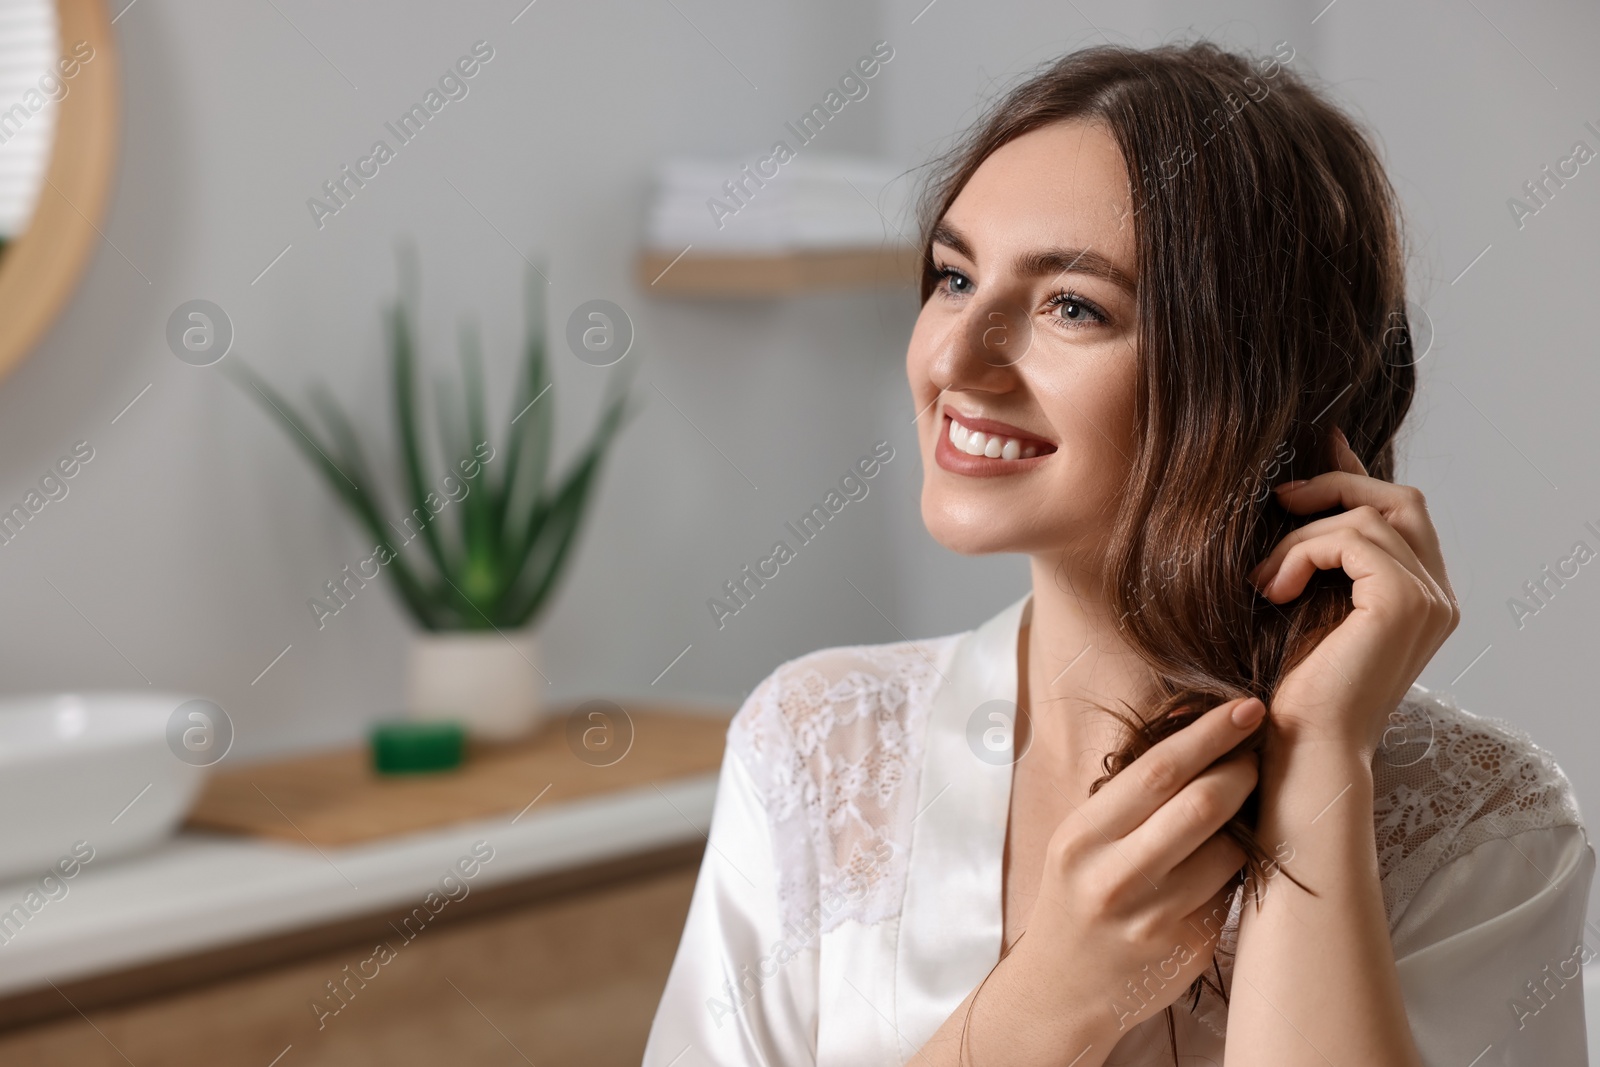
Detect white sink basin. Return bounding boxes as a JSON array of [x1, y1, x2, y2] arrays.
[[0, 692, 210, 883]]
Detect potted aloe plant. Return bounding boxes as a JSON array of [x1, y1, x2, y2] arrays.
[[231, 251, 633, 739]]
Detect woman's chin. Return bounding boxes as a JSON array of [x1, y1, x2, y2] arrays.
[[920, 496, 1023, 557]]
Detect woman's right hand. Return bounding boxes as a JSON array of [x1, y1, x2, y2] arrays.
[[934, 695, 1265, 1066]]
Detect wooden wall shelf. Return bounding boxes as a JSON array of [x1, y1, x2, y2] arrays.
[[637, 244, 920, 297]]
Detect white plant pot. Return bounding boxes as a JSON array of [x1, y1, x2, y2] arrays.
[[405, 628, 543, 741]]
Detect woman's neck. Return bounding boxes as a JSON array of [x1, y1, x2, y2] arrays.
[[1020, 554, 1160, 768]]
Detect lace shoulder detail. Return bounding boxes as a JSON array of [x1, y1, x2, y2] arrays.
[[1371, 684, 1583, 922], [1193, 685, 1583, 1039], [726, 635, 961, 935]]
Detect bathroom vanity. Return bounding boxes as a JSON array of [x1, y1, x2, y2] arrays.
[[0, 707, 727, 1066]]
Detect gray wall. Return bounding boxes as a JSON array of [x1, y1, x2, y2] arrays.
[[2, 0, 1595, 898]]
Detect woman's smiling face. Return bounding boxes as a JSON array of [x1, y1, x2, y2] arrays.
[[908, 119, 1142, 562]]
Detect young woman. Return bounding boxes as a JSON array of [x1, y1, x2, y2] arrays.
[[643, 42, 1592, 1066]]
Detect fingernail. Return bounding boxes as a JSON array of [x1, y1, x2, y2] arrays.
[[1273, 479, 1307, 492], [1333, 426, 1349, 447], [1231, 698, 1265, 728]]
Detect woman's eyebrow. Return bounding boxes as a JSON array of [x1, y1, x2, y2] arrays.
[[931, 219, 1135, 294], [929, 220, 978, 261]]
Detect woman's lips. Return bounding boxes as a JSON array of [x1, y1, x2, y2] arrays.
[[934, 412, 1057, 476]]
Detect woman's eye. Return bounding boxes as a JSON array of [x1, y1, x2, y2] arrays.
[[1046, 292, 1106, 326], [936, 267, 972, 295]]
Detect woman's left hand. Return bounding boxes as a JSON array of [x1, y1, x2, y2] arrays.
[[1245, 427, 1460, 757]]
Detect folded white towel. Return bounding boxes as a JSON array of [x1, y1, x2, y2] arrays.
[[644, 152, 915, 253]]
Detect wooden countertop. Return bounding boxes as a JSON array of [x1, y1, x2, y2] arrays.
[[185, 704, 729, 847]]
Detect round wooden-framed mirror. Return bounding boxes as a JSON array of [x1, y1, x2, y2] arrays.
[[0, 0, 117, 381]]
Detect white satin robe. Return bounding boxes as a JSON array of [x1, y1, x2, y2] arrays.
[[644, 594, 1595, 1066]]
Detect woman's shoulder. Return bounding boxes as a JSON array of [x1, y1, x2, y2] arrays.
[[1372, 683, 1585, 917], [725, 631, 964, 791], [719, 632, 967, 932]]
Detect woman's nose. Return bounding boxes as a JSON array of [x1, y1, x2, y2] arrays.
[[926, 297, 1035, 392]]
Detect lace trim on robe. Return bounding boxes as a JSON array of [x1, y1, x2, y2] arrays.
[[727, 637, 960, 935]]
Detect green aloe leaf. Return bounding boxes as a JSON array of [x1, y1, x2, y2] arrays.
[[307, 384, 439, 625], [500, 275, 553, 551], [499, 378, 634, 625], [227, 361, 439, 628], [390, 298, 453, 583], [457, 322, 497, 606]]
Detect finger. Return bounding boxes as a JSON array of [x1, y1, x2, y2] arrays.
[[1124, 753, 1258, 878], [1120, 842, 1247, 998], [1252, 526, 1441, 619], [1332, 426, 1367, 476], [1088, 697, 1265, 840], [1271, 473, 1448, 596], [1159, 832, 1250, 925], [1176, 875, 1245, 969], [1250, 505, 1435, 593]]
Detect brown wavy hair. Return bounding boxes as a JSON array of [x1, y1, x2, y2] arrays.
[[915, 41, 1418, 1059]]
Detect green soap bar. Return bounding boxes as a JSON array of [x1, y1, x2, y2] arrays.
[[371, 720, 465, 774]]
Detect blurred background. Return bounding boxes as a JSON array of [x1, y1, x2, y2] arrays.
[[0, 0, 1595, 1063]]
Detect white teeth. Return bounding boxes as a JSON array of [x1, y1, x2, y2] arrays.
[[945, 415, 1046, 462]]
